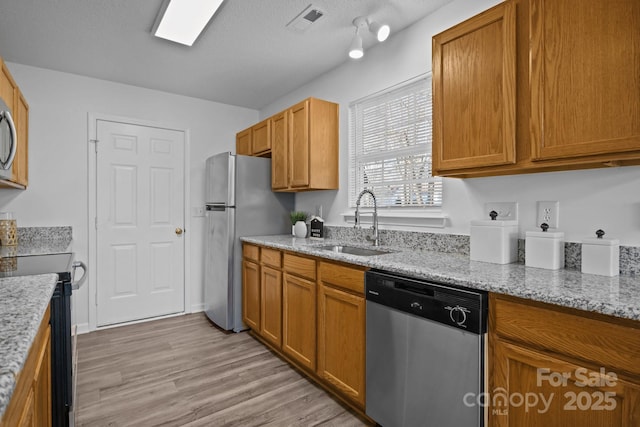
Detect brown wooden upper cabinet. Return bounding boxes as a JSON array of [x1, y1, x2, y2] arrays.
[[432, 2, 516, 172], [235, 117, 271, 157], [236, 128, 252, 156], [251, 118, 271, 155], [0, 57, 29, 189], [274, 98, 339, 192], [237, 97, 339, 192], [432, 0, 640, 178]]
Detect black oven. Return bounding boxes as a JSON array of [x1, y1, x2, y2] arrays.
[[2, 253, 86, 427]]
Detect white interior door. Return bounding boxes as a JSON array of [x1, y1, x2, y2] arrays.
[[96, 119, 185, 326]]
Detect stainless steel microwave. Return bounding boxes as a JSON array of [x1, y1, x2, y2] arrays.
[[0, 97, 17, 180]]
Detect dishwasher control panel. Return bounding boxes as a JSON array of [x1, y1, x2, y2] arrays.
[[365, 270, 487, 334]]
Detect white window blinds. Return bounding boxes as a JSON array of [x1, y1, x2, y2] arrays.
[[348, 75, 442, 208]]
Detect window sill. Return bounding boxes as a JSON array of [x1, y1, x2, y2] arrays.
[[340, 209, 448, 229]]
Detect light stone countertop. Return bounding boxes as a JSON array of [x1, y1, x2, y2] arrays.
[[0, 274, 59, 419], [241, 235, 640, 322]]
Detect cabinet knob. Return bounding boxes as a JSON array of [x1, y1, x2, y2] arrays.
[[175, 228, 183, 235]]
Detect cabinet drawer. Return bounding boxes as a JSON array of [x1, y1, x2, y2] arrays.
[[492, 295, 640, 378], [283, 253, 316, 280], [242, 244, 259, 262], [318, 262, 366, 295], [261, 248, 281, 268]]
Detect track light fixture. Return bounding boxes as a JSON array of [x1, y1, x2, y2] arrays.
[[349, 27, 364, 59], [369, 20, 390, 42], [348, 16, 391, 59]]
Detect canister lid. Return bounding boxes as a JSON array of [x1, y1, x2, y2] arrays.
[[526, 230, 564, 239], [582, 229, 619, 246], [471, 219, 518, 227]]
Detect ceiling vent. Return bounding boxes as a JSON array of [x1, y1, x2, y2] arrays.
[[286, 4, 325, 32]]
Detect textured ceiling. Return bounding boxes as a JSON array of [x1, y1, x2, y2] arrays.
[[0, 0, 450, 109]]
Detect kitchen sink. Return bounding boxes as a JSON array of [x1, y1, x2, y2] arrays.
[[319, 245, 392, 257]]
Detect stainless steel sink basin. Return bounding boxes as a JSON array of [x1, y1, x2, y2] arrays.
[[319, 245, 392, 256]]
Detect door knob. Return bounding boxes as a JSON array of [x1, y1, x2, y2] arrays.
[[175, 227, 183, 235]]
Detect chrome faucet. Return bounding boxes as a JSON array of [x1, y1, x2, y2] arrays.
[[354, 189, 379, 246]]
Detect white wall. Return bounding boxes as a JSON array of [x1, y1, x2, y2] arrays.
[[259, 0, 640, 246], [0, 63, 258, 330]]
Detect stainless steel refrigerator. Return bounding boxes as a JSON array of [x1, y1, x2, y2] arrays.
[[204, 152, 294, 332]]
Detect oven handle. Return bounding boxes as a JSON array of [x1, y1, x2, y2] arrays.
[[71, 261, 87, 290]]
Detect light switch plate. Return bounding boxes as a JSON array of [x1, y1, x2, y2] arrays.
[[537, 201, 559, 228], [484, 202, 518, 221]]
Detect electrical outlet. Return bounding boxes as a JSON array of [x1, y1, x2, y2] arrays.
[[537, 201, 559, 228], [484, 202, 518, 221]]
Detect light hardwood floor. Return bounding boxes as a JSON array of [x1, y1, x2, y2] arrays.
[[76, 313, 369, 426]]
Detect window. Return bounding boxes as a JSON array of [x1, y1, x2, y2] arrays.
[[348, 75, 442, 208]]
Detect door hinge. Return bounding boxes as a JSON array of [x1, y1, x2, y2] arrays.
[[95, 290, 98, 306], [89, 139, 98, 153]]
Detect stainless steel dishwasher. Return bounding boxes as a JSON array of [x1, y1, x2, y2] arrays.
[[365, 270, 487, 427]]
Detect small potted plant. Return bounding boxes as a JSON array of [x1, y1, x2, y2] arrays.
[[290, 211, 308, 238]]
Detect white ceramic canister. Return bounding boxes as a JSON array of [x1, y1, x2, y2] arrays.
[[581, 229, 619, 276], [525, 223, 564, 270], [470, 211, 518, 264]]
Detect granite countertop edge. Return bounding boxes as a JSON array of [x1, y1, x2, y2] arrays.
[[241, 235, 640, 322], [0, 273, 59, 420]]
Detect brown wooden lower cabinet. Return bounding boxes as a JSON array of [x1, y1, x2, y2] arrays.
[[490, 294, 640, 426], [241, 243, 368, 414], [241, 259, 260, 331], [317, 281, 366, 408], [260, 265, 282, 348], [492, 340, 640, 426], [317, 261, 367, 408], [282, 272, 316, 371], [1, 307, 51, 427], [243, 244, 640, 425]]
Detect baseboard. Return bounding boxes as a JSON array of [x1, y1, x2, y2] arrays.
[[191, 303, 204, 313], [76, 322, 90, 335]]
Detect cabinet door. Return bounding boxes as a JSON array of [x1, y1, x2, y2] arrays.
[[317, 283, 366, 408], [236, 128, 252, 156], [242, 260, 260, 330], [530, 0, 640, 161], [260, 265, 282, 347], [271, 111, 288, 190], [12, 90, 28, 187], [289, 100, 310, 188], [492, 339, 640, 426], [33, 327, 51, 427], [432, 2, 516, 172], [252, 119, 271, 155], [282, 273, 316, 371], [0, 60, 16, 114], [16, 388, 35, 427]]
